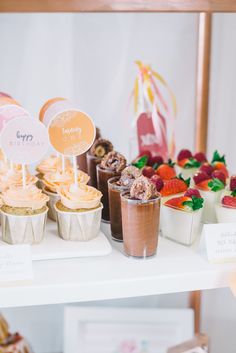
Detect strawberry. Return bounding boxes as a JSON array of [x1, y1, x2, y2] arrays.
[[160, 177, 189, 196], [149, 155, 164, 167], [178, 158, 189, 167], [142, 166, 155, 178], [196, 180, 210, 191], [194, 152, 207, 163], [193, 172, 210, 185], [156, 164, 176, 180], [213, 162, 229, 178], [184, 188, 201, 198], [212, 170, 226, 184], [177, 149, 192, 162], [222, 195, 236, 208], [200, 163, 214, 177], [211, 150, 226, 164], [230, 176, 236, 192], [165, 196, 191, 210], [150, 174, 164, 191]]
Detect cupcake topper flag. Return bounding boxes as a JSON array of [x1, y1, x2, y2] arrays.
[[132, 61, 177, 160], [1, 116, 49, 188], [47, 105, 96, 188]]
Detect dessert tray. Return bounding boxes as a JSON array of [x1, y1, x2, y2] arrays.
[[0, 220, 112, 261]]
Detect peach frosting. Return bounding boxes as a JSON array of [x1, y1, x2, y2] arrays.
[[2, 185, 49, 210], [57, 184, 102, 210], [36, 155, 72, 175], [0, 171, 38, 192], [43, 169, 90, 193]]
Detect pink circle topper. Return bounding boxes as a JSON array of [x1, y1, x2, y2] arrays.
[[0, 105, 30, 132], [1, 116, 49, 165]]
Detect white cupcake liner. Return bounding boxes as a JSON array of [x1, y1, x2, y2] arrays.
[[54, 203, 103, 241], [161, 206, 203, 246], [0, 207, 48, 245], [43, 187, 60, 221]]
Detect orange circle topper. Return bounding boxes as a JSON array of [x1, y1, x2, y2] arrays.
[[48, 110, 96, 157]]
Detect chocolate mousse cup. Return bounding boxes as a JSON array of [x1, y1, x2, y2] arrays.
[[87, 153, 101, 188], [108, 177, 129, 241], [121, 192, 161, 258], [97, 165, 121, 222]]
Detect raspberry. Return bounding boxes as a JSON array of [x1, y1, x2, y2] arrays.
[[149, 155, 164, 166], [142, 166, 155, 179], [177, 149, 192, 162], [222, 195, 236, 208], [193, 172, 210, 185], [194, 152, 207, 163], [199, 163, 214, 177], [230, 176, 236, 192], [212, 170, 226, 184], [150, 174, 164, 191], [184, 188, 201, 198]]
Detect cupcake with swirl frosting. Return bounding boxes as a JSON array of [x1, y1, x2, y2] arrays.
[[54, 183, 102, 241], [0, 185, 49, 244]]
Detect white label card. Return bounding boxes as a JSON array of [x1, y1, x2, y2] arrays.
[[203, 223, 236, 263], [0, 244, 33, 283]]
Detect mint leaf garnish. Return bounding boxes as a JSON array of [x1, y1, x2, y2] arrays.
[[184, 158, 201, 169], [211, 150, 226, 164], [132, 155, 148, 169], [178, 173, 191, 187], [183, 196, 204, 211], [231, 189, 236, 197], [167, 158, 175, 167], [208, 178, 225, 192]]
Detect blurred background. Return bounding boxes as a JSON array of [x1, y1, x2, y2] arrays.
[[0, 12, 236, 353]]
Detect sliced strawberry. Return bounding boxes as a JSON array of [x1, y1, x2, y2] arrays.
[[177, 149, 192, 162], [212, 170, 226, 184], [213, 162, 229, 178], [160, 178, 188, 196], [193, 171, 210, 185], [194, 152, 207, 163], [222, 195, 236, 208], [196, 179, 211, 191], [150, 174, 164, 191], [142, 166, 155, 178], [230, 176, 236, 192], [156, 164, 176, 180], [199, 163, 214, 177], [177, 158, 189, 167], [165, 196, 191, 210], [184, 188, 201, 198]]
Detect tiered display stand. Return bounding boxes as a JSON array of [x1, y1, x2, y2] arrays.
[[0, 0, 236, 335]]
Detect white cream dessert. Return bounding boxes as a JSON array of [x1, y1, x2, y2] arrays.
[[55, 183, 102, 241], [161, 188, 204, 246], [193, 169, 226, 223], [176, 149, 207, 179], [215, 176, 236, 223]]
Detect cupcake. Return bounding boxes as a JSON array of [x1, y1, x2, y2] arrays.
[[55, 183, 102, 241], [36, 155, 71, 188], [0, 185, 49, 244], [193, 169, 226, 223], [215, 176, 236, 223], [0, 170, 37, 193], [176, 149, 207, 179], [161, 188, 204, 245], [42, 168, 89, 221]]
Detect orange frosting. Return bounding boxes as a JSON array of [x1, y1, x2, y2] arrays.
[[36, 155, 71, 175], [43, 169, 89, 193]]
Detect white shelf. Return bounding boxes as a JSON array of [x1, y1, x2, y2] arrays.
[[0, 224, 235, 308]]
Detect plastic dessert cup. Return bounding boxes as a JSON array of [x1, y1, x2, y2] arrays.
[[54, 202, 103, 241], [196, 188, 223, 223], [97, 165, 121, 222], [176, 166, 199, 180], [108, 177, 129, 242], [87, 153, 102, 188], [77, 153, 88, 173], [1, 207, 48, 245], [43, 187, 60, 221], [161, 205, 203, 246], [121, 192, 161, 258], [215, 203, 236, 223]]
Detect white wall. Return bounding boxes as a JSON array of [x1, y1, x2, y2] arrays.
[[0, 12, 236, 353]]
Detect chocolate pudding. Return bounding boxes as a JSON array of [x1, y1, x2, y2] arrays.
[[87, 138, 113, 188], [97, 151, 126, 222], [121, 176, 160, 258]]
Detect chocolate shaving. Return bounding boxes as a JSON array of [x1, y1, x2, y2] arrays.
[[90, 138, 113, 158], [118, 166, 141, 188], [100, 151, 126, 172], [130, 176, 157, 200]]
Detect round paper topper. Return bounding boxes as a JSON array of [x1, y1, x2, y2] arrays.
[[1, 116, 49, 164], [48, 110, 96, 156]]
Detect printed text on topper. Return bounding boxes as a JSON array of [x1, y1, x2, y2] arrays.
[[1, 116, 49, 164]]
